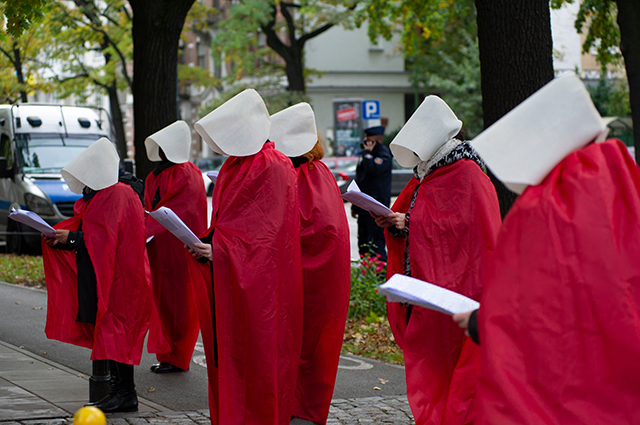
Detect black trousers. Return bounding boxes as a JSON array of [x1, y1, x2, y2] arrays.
[[357, 213, 387, 262]]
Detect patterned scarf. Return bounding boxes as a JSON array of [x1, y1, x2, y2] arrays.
[[413, 138, 485, 181]]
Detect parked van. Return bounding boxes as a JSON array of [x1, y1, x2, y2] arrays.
[[0, 104, 112, 254]]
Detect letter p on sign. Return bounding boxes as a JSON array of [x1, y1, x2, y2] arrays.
[[362, 100, 380, 120]]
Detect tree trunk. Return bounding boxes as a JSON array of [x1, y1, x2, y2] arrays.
[[474, 0, 554, 217], [616, 0, 640, 165], [107, 82, 127, 161], [13, 42, 27, 103], [128, 0, 195, 179], [285, 43, 305, 92]]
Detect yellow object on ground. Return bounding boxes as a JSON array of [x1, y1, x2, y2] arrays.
[[73, 406, 106, 425]]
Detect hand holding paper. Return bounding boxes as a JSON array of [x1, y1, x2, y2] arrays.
[[146, 206, 201, 250], [8, 208, 55, 237], [339, 181, 393, 217], [378, 274, 480, 315]]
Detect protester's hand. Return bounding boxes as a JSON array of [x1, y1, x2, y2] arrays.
[[385, 212, 406, 230], [187, 242, 212, 261], [43, 235, 58, 247], [363, 139, 375, 152], [371, 211, 393, 228], [53, 229, 69, 245], [453, 311, 474, 330]]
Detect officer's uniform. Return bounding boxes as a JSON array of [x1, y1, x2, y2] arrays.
[[352, 126, 392, 261]]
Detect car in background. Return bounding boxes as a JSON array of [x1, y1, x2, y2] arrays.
[[195, 156, 228, 196], [321, 156, 360, 193], [321, 156, 414, 196]]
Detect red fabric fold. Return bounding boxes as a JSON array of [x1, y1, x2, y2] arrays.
[[43, 182, 153, 365], [476, 139, 640, 425], [291, 160, 351, 425], [190, 142, 303, 425], [385, 159, 501, 425], [145, 161, 207, 370]]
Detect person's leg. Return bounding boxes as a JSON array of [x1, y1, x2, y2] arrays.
[[92, 362, 138, 413], [357, 215, 369, 257], [370, 221, 387, 262]]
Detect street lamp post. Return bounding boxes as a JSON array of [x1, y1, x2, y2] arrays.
[[89, 359, 111, 402]]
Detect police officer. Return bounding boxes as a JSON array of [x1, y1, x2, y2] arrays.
[[351, 125, 392, 261]]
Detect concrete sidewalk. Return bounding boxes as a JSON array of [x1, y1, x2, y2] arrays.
[[0, 340, 414, 424]]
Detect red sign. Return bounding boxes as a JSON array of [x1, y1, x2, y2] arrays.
[[336, 106, 357, 122]]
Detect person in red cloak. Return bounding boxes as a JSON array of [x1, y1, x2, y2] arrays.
[[143, 120, 207, 374], [271, 103, 351, 425], [42, 137, 153, 413], [372, 96, 501, 425], [457, 73, 640, 424], [187, 89, 303, 425]]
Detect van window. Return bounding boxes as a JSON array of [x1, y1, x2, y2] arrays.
[[1, 134, 12, 169], [16, 134, 97, 174]]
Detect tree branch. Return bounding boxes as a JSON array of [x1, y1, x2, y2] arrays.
[[279, 2, 298, 48], [0, 46, 17, 65], [299, 22, 334, 45]]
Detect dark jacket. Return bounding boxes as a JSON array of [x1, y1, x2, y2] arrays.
[[354, 142, 392, 209]]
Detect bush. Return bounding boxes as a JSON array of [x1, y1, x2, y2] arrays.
[[348, 253, 387, 318]]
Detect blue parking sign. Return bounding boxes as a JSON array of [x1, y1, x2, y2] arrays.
[[362, 100, 380, 120]]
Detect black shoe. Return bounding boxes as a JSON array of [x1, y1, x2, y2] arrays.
[[85, 391, 115, 407], [150, 362, 185, 373], [96, 388, 138, 413]]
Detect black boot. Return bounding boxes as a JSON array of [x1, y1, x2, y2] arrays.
[[97, 387, 138, 413], [93, 361, 138, 413]]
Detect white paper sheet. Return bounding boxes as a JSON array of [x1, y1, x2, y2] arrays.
[[146, 206, 201, 250], [206, 171, 218, 183], [8, 208, 55, 237], [339, 181, 393, 217], [378, 274, 480, 315]]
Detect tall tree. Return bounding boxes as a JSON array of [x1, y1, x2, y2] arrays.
[[211, 0, 357, 110], [0, 4, 51, 103], [552, 0, 640, 163], [474, 0, 554, 216], [617, 0, 640, 163], [47, 0, 133, 158], [359, 0, 483, 135], [127, 0, 196, 178]]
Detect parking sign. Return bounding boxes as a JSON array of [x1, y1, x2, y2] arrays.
[[362, 100, 380, 120]]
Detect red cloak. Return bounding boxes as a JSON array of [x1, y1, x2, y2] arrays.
[[188, 142, 303, 425], [476, 139, 640, 425], [385, 159, 501, 425], [291, 160, 350, 425], [43, 182, 153, 365], [145, 161, 207, 370]]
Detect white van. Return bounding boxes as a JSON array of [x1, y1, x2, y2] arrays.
[[0, 104, 112, 254]]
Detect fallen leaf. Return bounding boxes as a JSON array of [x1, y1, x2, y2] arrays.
[[148, 387, 156, 393], [32, 307, 43, 310], [377, 378, 389, 385], [77, 374, 84, 378], [19, 346, 24, 349], [15, 302, 20, 305], [48, 368, 54, 370], [43, 352, 48, 355], [373, 386, 382, 390]]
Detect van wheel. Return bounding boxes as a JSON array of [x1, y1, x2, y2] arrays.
[[7, 221, 26, 255]]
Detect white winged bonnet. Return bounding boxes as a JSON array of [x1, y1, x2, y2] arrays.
[[145, 120, 191, 164], [194, 89, 271, 157], [471, 73, 607, 194], [390, 96, 462, 168], [61, 137, 119, 194], [270, 102, 317, 157]]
